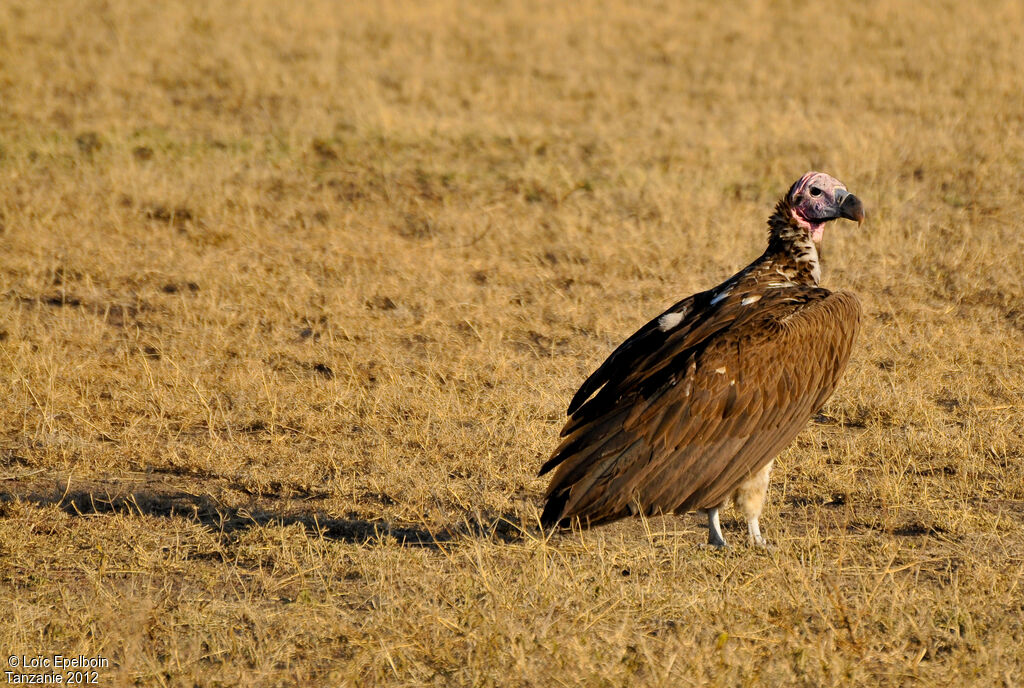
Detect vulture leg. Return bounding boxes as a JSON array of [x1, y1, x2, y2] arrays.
[[747, 517, 767, 548], [735, 460, 774, 547], [705, 506, 727, 548]]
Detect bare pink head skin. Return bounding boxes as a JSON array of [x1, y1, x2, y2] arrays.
[[786, 171, 865, 242]]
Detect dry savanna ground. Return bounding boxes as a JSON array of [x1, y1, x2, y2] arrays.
[[2, 0, 1024, 685]]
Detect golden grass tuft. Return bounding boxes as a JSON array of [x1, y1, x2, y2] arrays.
[[1, 0, 1024, 685]]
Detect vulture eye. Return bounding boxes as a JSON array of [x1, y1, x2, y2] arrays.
[[809, 186, 822, 197]]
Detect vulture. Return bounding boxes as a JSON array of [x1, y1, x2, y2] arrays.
[[539, 171, 864, 547]]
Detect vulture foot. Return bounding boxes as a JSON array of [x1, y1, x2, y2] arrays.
[[746, 517, 774, 550], [700, 541, 730, 551], [704, 506, 728, 548]]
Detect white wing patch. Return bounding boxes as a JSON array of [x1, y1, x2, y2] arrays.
[[658, 311, 684, 331], [657, 305, 689, 331], [741, 294, 762, 306], [709, 287, 732, 306]]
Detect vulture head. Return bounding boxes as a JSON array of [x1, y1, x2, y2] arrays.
[[786, 171, 865, 242]]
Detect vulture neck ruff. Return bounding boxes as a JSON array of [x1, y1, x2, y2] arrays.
[[765, 198, 822, 287]]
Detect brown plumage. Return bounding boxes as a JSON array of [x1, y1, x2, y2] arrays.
[[539, 172, 865, 547]]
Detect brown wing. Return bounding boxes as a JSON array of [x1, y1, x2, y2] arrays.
[[540, 287, 860, 527], [564, 290, 709, 417]]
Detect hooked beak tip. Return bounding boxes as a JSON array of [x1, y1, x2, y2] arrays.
[[837, 192, 865, 225]]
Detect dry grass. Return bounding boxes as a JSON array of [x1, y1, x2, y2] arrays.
[[1, 0, 1024, 685]]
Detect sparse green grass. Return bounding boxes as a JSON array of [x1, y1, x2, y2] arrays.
[[1, 0, 1024, 685]]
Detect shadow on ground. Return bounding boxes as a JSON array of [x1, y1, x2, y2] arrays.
[[0, 474, 532, 548], [5, 473, 1015, 548]]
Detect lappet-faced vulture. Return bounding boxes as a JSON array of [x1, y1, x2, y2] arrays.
[[539, 172, 864, 547]]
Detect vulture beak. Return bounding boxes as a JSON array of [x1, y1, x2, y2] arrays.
[[834, 189, 865, 225]]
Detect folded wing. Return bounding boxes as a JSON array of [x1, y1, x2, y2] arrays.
[[540, 287, 860, 526]]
